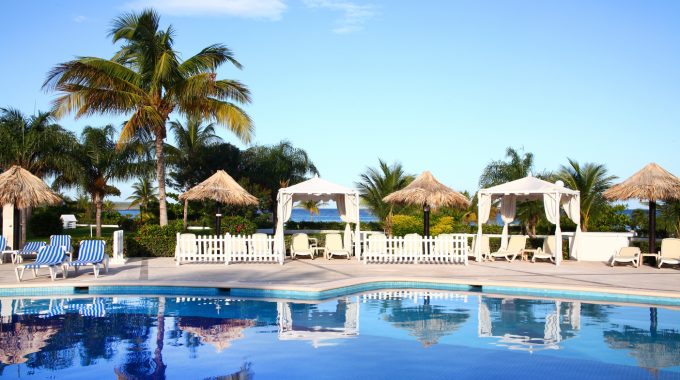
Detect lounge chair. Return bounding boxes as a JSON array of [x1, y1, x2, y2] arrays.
[[50, 235, 73, 259], [471, 235, 491, 261], [325, 233, 351, 259], [64, 240, 108, 278], [15, 245, 66, 282], [12, 241, 47, 264], [0, 236, 12, 264], [533, 236, 557, 263], [249, 233, 273, 256], [291, 233, 314, 259], [610, 246, 641, 267], [400, 233, 423, 261], [488, 235, 527, 262], [658, 238, 680, 269]]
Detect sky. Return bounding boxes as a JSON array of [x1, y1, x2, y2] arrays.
[[1, 0, 679, 204]]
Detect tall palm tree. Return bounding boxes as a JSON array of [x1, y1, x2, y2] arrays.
[[44, 9, 253, 227], [166, 116, 222, 228], [54, 125, 148, 237], [555, 158, 617, 231], [478, 147, 543, 235], [127, 176, 159, 223], [299, 200, 323, 221], [356, 160, 414, 234], [0, 108, 78, 244]]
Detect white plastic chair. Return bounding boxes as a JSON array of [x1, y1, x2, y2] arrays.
[[291, 233, 314, 259], [533, 236, 557, 263], [488, 235, 527, 262], [325, 233, 351, 259], [610, 246, 641, 267], [658, 238, 680, 268]]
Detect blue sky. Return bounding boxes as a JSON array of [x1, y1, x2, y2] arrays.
[[1, 0, 679, 203]]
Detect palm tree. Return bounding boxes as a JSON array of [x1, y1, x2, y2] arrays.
[[0, 108, 78, 244], [54, 125, 147, 237], [166, 115, 222, 228], [555, 158, 617, 231], [478, 147, 543, 235], [299, 200, 323, 221], [659, 200, 680, 237], [127, 177, 159, 223], [356, 160, 414, 234], [44, 9, 253, 227]]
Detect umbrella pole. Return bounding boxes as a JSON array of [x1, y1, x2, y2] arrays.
[[215, 203, 222, 235], [423, 204, 430, 237], [649, 201, 656, 255]]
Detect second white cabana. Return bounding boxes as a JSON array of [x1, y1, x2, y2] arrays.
[[476, 175, 581, 265], [274, 176, 361, 260]]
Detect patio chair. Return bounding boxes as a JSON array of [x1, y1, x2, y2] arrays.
[[63, 240, 108, 278], [12, 241, 47, 264], [291, 233, 315, 259], [0, 236, 13, 264], [658, 238, 680, 268], [15, 245, 66, 282], [488, 235, 527, 262], [399, 233, 423, 260], [610, 246, 641, 267], [471, 235, 491, 261], [366, 233, 388, 254], [325, 233, 351, 259], [249, 233, 273, 256], [533, 236, 557, 263], [50, 235, 73, 259]]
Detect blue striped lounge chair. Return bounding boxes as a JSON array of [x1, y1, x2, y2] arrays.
[[50, 235, 73, 259], [12, 241, 47, 264], [0, 236, 12, 264], [64, 240, 108, 278], [15, 244, 66, 282]]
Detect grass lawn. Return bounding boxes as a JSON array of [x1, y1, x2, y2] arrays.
[[28, 226, 120, 242]]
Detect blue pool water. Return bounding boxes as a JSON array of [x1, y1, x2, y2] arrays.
[[0, 291, 679, 379]]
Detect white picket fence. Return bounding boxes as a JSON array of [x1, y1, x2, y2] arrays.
[[362, 234, 469, 265], [175, 233, 282, 266]]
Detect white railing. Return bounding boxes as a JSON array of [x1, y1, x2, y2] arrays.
[[362, 234, 469, 265], [175, 233, 282, 266]]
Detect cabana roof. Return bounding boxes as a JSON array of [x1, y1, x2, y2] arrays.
[[279, 175, 357, 196], [478, 175, 579, 201]]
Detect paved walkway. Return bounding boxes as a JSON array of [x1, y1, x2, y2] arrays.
[[1, 257, 678, 299]]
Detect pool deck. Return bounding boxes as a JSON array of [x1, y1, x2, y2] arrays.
[[0, 257, 678, 300]]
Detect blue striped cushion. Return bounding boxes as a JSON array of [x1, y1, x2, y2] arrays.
[[72, 240, 105, 264], [23, 245, 65, 269], [0, 236, 6, 251], [50, 235, 72, 251], [17, 241, 46, 255]]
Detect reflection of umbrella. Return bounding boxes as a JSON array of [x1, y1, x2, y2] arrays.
[[0, 165, 61, 208], [179, 170, 258, 234], [177, 317, 256, 352], [385, 299, 469, 347], [383, 171, 469, 236], [604, 163, 680, 254], [0, 320, 61, 364]]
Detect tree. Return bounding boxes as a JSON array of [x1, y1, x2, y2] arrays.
[[127, 176, 159, 223], [44, 9, 253, 226], [356, 160, 414, 234], [299, 200, 323, 221], [241, 141, 318, 227], [54, 125, 147, 237], [166, 116, 223, 227], [659, 200, 680, 237], [555, 158, 617, 231], [0, 108, 78, 244]]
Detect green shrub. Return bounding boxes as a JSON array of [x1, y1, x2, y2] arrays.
[[127, 221, 184, 257], [222, 216, 257, 236], [29, 207, 63, 237], [391, 214, 422, 236]]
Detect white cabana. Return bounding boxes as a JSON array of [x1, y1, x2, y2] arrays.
[[476, 175, 581, 265], [274, 176, 361, 260]]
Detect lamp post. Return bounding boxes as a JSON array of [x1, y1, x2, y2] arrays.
[[215, 202, 222, 235], [423, 204, 430, 237]]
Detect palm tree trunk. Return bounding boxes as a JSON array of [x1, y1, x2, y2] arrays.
[[155, 136, 168, 226], [183, 199, 188, 230], [94, 193, 102, 238], [20, 208, 28, 247]]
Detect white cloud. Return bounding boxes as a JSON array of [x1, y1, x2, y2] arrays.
[[73, 15, 88, 23], [303, 0, 375, 33], [125, 0, 286, 20]]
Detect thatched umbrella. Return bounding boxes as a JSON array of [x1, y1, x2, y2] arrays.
[[604, 163, 680, 254], [383, 171, 469, 236], [179, 170, 258, 234], [0, 165, 61, 209]]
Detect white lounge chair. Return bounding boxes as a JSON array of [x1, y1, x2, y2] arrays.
[[533, 236, 557, 263], [63, 240, 108, 278], [291, 233, 314, 259], [401, 233, 423, 259], [325, 233, 351, 259], [488, 235, 527, 262], [249, 233, 273, 256], [610, 246, 641, 267], [471, 235, 491, 261], [15, 245, 66, 281], [658, 238, 680, 268]]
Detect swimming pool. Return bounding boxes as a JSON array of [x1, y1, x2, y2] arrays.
[[1, 290, 678, 379]]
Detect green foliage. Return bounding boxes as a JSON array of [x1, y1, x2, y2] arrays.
[[588, 204, 631, 232], [127, 221, 184, 257], [28, 207, 64, 237], [391, 214, 422, 236], [222, 216, 257, 236]]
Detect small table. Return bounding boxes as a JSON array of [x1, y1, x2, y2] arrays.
[[638, 253, 659, 268]]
